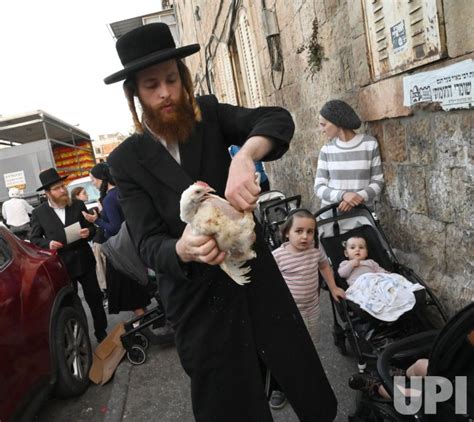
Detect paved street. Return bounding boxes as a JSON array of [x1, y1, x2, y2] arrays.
[[38, 289, 357, 422]]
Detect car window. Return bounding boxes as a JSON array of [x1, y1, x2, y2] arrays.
[[67, 180, 100, 204], [0, 237, 12, 270]]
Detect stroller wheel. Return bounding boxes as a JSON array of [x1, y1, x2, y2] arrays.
[[133, 332, 149, 350], [127, 345, 147, 365]]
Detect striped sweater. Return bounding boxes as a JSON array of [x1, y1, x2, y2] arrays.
[[272, 243, 328, 321], [314, 134, 384, 208]]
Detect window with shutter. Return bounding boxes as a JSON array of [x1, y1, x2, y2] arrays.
[[363, 0, 445, 80], [234, 11, 264, 107], [214, 44, 238, 105]]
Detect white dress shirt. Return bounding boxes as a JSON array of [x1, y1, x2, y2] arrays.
[[48, 200, 66, 225], [1, 198, 33, 227]]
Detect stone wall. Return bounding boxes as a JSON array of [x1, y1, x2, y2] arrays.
[[175, 0, 473, 313]]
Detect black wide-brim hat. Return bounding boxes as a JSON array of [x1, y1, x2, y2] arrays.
[[37, 168, 68, 191], [104, 23, 200, 85]]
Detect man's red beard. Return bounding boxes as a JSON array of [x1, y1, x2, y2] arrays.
[[140, 91, 196, 144], [49, 193, 71, 208]]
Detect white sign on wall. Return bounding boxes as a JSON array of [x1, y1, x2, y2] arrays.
[[4, 170, 26, 188], [403, 59, 474, 110]]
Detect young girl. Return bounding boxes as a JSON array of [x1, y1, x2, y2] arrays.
[[338, 236, 388, 286], [273, 209, 346, 344], [269, 209, 345, 409], [71, 186, 89, 203]]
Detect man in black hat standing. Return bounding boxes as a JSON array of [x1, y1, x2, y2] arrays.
[[106, 23, 337, 421], [30, 168, 107, 343]]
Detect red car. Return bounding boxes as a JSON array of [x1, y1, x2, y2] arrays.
[[0, 226, 92, 421]]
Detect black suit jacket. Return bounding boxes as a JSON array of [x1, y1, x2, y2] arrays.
[[108, 95, 337, 421], [30, 199, 96, 279]]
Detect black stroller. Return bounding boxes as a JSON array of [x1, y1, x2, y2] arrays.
[[350, 302, 474, 421], [255, 190, 301, 250], [314, 203, 448, 368], [101, 221, 174, 365]]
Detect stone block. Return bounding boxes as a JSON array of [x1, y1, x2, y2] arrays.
[[347, 0, 365, 39], [445, 225, 474, 279], [324, 0, 340, 18], [381, 163, 401, 209], [339, 47, 353, 92], [444, 0, 474, 58], [406, 117, 434, 165], [351, 35, 371, 87], [433, 112, 469, 168], [358, 76, 412, 122], [398, 165, 428, 214], [377, 208, 446, 273], [426, 167, 472, 226], [367, 121, 385, 158], [314, 0, 327, 25], [382, 120, 407, 162]]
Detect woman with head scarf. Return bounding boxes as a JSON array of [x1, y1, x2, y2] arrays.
[[314, 99, 384, 213]]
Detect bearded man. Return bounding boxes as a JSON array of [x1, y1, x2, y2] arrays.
[[106, 23, 337, 422], [30, 168, 107, 343]]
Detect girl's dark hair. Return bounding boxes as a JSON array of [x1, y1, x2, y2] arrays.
[[280, 208, 316, 240], [70, 186, 85, 201], [90, 163, 116, 204]]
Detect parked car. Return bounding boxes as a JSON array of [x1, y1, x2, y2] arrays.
[[67, 176, 100, 211], [0, 225, 92, 421]]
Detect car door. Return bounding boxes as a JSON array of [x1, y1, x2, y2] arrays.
[[0, 233, 54, 420]]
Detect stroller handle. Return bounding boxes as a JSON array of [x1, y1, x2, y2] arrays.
[[314, 202, 374, 219], [376, 330, 439, 398]]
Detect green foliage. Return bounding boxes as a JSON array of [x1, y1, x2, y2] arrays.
[[296, 17, 326, 78]]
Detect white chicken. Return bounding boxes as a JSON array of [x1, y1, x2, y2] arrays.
[[180, 181, 257, 285]]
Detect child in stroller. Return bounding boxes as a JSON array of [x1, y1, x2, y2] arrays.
[[339, 236, 426, 323], [315, 203, 447, 362]]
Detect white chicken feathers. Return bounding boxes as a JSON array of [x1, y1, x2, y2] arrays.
[[180, 181, 256, 285]]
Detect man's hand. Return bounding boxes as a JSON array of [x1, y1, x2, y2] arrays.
[[225, 152, 261, 212], [176, 224, 226, 265], [338, 192, 364, 212], [49, 240, 63, 250], [82, 209, 98, 223], [79, 228, 90, 239]]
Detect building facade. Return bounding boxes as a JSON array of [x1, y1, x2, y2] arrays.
[[175, 0, 473, 313], [93, 132, 126, 162]]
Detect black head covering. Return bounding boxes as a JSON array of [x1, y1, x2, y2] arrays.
[[104, 23, 200, 84], [320, 100, 361, 129], [37, 168, 68, 191], [90, 162, 110, 181]]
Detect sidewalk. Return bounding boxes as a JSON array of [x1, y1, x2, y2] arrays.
[[38, 290, 358, 421]]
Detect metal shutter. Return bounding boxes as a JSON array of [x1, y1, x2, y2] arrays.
[[215, 44, 238, 105], [235, 12, 264, 107], [363, 0, 445, 80]]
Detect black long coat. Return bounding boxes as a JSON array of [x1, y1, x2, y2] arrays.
[[108, 95, 337, 422], [30, 199, 96, 279]]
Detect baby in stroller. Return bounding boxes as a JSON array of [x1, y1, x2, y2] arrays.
[[339, 236, 425, 322]]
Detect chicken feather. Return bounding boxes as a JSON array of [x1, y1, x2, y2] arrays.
[[180, 182, 256, 285]]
